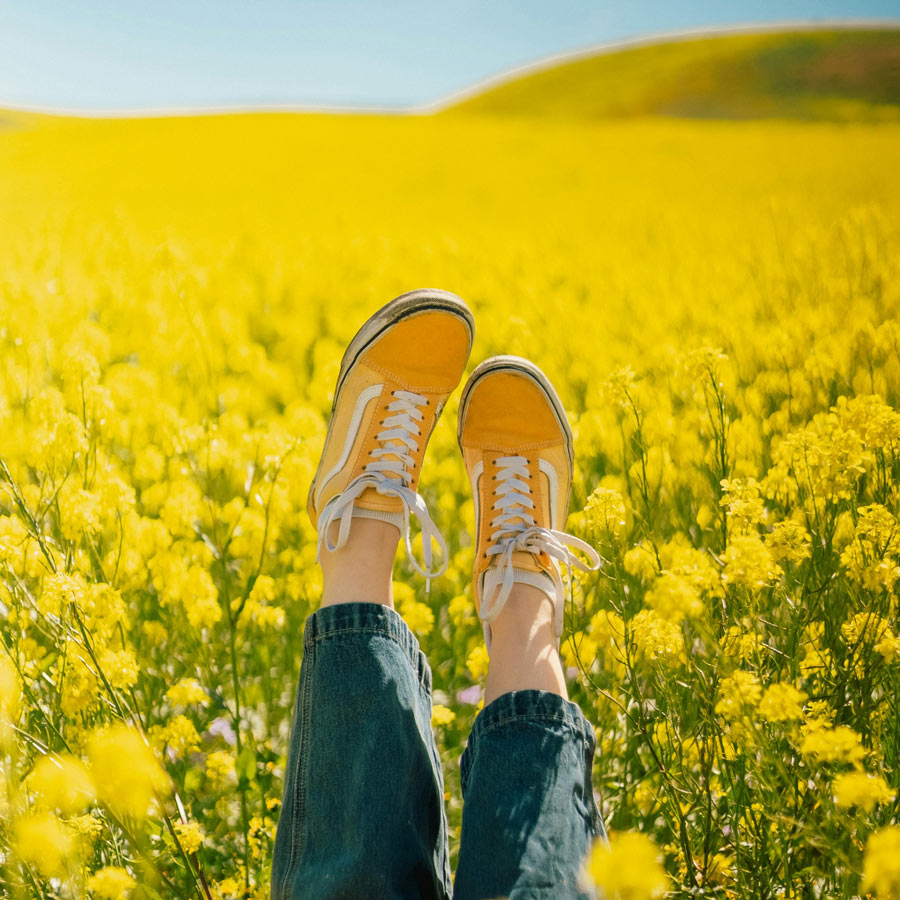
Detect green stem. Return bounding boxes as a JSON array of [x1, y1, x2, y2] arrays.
[[229, 613, 252, 889]]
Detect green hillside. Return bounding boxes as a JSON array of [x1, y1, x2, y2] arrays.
[[445, 27, 900, 121]]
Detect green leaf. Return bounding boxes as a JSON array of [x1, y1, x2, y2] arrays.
[[236, 746, 256, 785]]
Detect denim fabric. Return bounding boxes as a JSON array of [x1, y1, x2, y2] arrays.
[[454, 691, 606, 899], [271, 602, 605, 900]]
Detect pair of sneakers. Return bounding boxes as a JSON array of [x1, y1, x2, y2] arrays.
[[309, 289, 600, 653]]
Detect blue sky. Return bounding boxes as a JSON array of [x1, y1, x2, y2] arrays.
[[1, 0, 898, 111]]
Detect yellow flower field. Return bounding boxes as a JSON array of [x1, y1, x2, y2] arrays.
[[1, 105, 899, 898]]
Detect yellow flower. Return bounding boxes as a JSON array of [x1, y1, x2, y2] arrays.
[[61, 348, 100, 406], [59, 641, 101, 717], [81, 582, 127, 639], [644, 572, 703, 622], [0, 655, 21, 741], [705, 852, 734, 886], [466, 644, 490, 681], [804, 699, 835, 725], [159, 479, 204, 537], [623, 542, 658, 582], [720, 477, 765, 533], [765, 518, 811, 566], [142, 620, 168, 644], [695, 503, 715, 531], [874, 630, 900, 662], [251, 603, 286, 629], [757, 683, 806, 723], [833, 771, 894, 811], [661, 539, 723, 597], [398, 597, 435, 636], [715, 671, 761, 720], [249, 574, 277, 602], [863, 826, 900, 898], [771, 413, 869, 504], [721, 534, 778, 589], [685, 347, 728, 385], [0, 514, 28, 562], [630, 609, 683, 665], [13, 812, 75, 878], [248, 814, 272, 860], [150, 714, 201, 758], [181, 565, 222, 630], [431, 704, 456, 727], [133, 445, 166, 483], [206, 750, 237, 787], [166, 677, 208, 707], [720, 624, 760, 661], [841, 612, 898, 660], [598, 366, 638, 411], [448, 593, 476, 628], [70, 812, 104, 843], [86, 866, 137, 899], [632, 781, 658, 816], [174, 819, 205, 854], [800, 725, 866, 766], [583, 832, 668, 900], [39, 572, 88, 616], [28, 753, 96, 814], [562, 630, 600, 671], [57, 484, 103, 541], [584, 485, 627, 535], [98, 647, 140, 690], [214, 877, 241, 898], [87, 724, 171, 819]]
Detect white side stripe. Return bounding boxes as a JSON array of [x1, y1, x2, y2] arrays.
[[471, 460, 484, 532], [315, 383, 383, 508], [538, 458, 559, 530]]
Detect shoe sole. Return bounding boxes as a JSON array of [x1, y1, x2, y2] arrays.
[[308, 288, 475, 516], [457, 354, 574, 509]]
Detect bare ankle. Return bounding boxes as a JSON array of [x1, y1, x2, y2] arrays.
[[320, 517, 400, 608], [483, 584, 568, 705]]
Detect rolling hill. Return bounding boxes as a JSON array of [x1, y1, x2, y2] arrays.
[[442, 26, 900, 121]]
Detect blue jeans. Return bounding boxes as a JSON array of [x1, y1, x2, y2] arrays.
[[271, 602, 605, 899]]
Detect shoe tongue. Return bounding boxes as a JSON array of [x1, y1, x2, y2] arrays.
[[513, 547, 543, 569], [383, 439, 409, 477], [503, 506, 530, 529]]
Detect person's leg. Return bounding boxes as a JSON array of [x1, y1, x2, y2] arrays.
[[483, 584, 567, 706], [453, 586, 605, 900], [271, 521, 451, 900], [454, 357, 606, 900], [270, 290, 475, 900]]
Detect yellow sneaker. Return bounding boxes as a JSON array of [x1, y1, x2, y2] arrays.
[[309, 289, 474, 585], [457, 356, 601, 651]]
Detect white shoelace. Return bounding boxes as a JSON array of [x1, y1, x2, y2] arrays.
[[481, 455, 601, 641], [316, 389, 447, 591]]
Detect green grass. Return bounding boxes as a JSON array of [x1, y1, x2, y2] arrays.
[[446, 28, 900, 121]]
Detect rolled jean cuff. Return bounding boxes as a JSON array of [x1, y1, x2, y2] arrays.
[[459, 689, 597, 790], [302, 601, 432, 693]]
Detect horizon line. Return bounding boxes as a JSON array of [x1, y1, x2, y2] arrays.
[[2, 16, 899, 120]]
